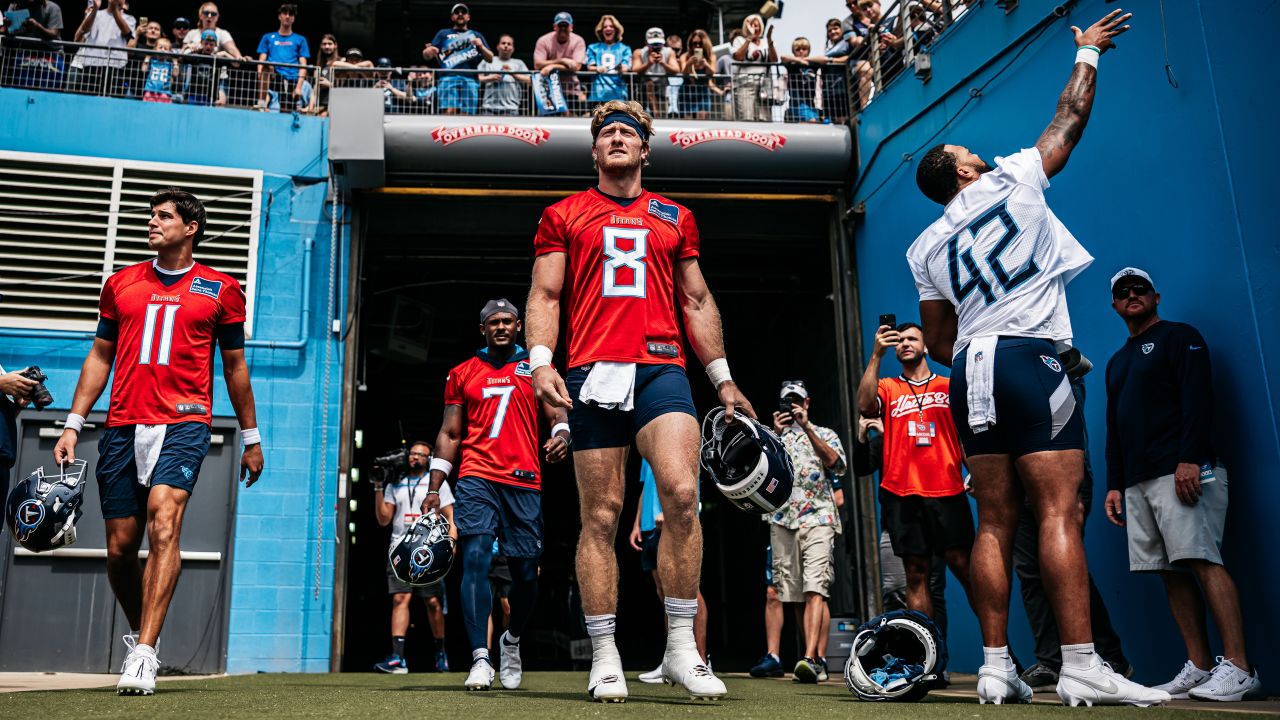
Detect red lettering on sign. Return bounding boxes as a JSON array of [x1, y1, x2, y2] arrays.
[[431, 124, 552, 147], [667, 128, 787, 152]]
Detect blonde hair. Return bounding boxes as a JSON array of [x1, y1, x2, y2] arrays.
[[685, 29, 714, 55], [589, 100, 653, 141], [791, 36, 810, 52], [595, 14, 624, 42], [742, 13, 765, 39]]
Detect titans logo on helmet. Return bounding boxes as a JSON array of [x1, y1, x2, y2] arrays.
[[409, 546, 434, 582], [15, 499, 45, 542]]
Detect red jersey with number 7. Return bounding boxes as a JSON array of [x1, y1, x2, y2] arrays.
[[444, 349, 543, 490], [533, 188, 700, 369], [99, 261, 246, 427]]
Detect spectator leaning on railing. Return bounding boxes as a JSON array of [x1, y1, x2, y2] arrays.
[[478, 34, 529, 115], [255, 3, 309, 112], [820, 19, 853, 124], [183, 28, 232, 106], [586, 15, 629, 104], [679, 29, 721, 120], [780, 37, 820, 123], [132, 18, 161, 50], [730, 14, 775, 122], [632, 27, 679, 118], [308, 33, 339, 114], [534, 11, 586, 113], [69, 0, 137, 96], [142, 37, 180, 103], [169, 16, 191, 48], [422, 3, 493, 116], [183, 2, 240, 58]]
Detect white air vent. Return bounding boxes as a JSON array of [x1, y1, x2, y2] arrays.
[[0, 150, 262, 333]]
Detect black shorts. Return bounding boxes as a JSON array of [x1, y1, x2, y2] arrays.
[[880, 488, 975, 558], [949, 337, 1084, 458], [489, 553, 512, 599], [640, 528, 661, 572]]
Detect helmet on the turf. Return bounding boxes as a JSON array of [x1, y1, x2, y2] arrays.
[[6, 460, 88, 553], [699, 407, 794, 514], [843, 609, 946, 702], [389, 510, 455, 587]]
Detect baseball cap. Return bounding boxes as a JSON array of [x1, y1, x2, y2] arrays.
[[1109, 267, 1154, 290], [779, 380, 808, 400], [375, 56, 392, 68], [173, 16, 191, 28], [553, 11, 573, 26], [480, 298, 519, 323], [344, 47, 365, 59], [646, 27, 665, 43], [201, 29, 218, 42], [451, 3, 470, 14]]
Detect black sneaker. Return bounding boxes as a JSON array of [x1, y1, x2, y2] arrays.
[[1019, 662, 1059, 689], [816, 657, 830, 682], [749, 653, 783, 678], [792, 657, 819, 684]]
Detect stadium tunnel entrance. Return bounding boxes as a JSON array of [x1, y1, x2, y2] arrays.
[[328, 95, 871, 673]]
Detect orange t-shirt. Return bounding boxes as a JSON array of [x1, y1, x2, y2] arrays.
[[875, 375, 965, 497]]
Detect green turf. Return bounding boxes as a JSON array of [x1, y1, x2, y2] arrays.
[[0, 672, 1263, 719]]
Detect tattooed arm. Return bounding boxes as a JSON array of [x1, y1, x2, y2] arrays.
[[1035, 9, 1132, 178]]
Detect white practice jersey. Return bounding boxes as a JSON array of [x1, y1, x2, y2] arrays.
[[906, 147, 1093, 358], [385, 474, 454, 547]]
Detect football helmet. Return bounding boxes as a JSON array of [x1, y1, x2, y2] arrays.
[[389, 510, 456, 587], [843, 609, 946, 702], [6, 459, 88, 553], [699, 407, 794, 514]]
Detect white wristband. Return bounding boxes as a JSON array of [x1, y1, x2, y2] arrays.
[[529, 345, 553, 371], [429, 457, 454, 476], [1075, 45, 1099, 69], [241, 427, 261, 445], [64, 413, 86, 433], [551, 422, 570, 437], [706, 358, 733, 387]]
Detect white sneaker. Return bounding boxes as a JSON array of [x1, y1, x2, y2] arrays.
[[498, 634, 522, 690], [662, 649, 727, 700], [638, 663, 664, 684], [116, 635, 159, 696], [976, 664, 1033, 705], [587, 656, 628, 702], [1188, 658, 1262, 702], [1057, 661, 1171, 707], [464, 658, 495, 690], [1154, 660, 1213, 699]]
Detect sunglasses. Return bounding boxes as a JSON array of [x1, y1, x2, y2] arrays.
[[1112, 283, 1153, 300], [202, 10, 218, 16]]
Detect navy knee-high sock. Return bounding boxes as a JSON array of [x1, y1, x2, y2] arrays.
[[505, 556, 539, 640], [459, 534, 495, 654]]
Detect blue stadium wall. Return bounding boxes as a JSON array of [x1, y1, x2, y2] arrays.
[[0, 88, 345, 673], [854, 0, 1279, 687]]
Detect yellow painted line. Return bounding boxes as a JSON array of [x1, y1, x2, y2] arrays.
[[364, 187, 838, 203]]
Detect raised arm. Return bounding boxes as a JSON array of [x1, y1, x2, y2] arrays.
[[222, 347, 264, 487], [1034, 9, 1131, 178], [919, 300, 958, 368], [526, 252, 572, 409], [676, 257, 755, 421], [856, 325, 897, 418]]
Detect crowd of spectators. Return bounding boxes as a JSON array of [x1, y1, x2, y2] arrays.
[[0, 0, 972, 120]]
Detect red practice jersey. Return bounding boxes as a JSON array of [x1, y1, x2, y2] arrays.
[[444, 350, 544, 490], [533, 188, 700, 368], [100, 261, 246, 427], [876, 375, 966, 497]]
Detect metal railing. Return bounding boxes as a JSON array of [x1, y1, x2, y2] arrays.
[[846, 0, 975, 111]]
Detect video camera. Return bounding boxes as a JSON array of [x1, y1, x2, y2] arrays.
[[370, 447, 408, 485]]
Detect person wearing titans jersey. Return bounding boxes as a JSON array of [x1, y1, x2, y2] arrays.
[[53, 188, 263, 697], [425, 299, 569, 692], [909, 10, 1167, 709], [526, 99, 754, 703]]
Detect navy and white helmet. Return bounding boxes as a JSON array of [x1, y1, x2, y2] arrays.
[[700, 407, 794, 514], [389, 510, 455, 587], [6, 460, 88, 553], [843, 610, 947, 702]]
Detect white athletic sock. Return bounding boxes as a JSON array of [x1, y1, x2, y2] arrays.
[[472, 648, 491, 663], [502, 631, 519, 645], [585, 614, 620, 665], [664, 598, 699, 656], [1061, 643, 1100, 671], [983, 646, 1013, 671]]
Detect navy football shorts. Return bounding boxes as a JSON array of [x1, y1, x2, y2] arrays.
[[453, 476, 543, 559], [565, 363, 698, 450], [97, 422, 212, 519], [949, 337, 1084, 458]]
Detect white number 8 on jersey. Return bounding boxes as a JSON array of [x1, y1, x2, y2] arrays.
[[602, 227, 649, 298]]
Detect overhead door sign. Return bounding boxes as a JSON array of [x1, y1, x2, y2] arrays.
[[431, 125, 552, 147], [668, 128, 787, 152]]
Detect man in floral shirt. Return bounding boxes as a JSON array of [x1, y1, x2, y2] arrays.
[[768, 380, 846, 683]]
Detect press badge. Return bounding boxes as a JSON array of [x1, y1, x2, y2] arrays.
[[908, 420, 936, 447]]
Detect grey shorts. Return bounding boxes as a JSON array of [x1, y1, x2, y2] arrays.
[[1125, 466, 1228, 572], [769, 523, 836, 602], [387, 558, 447, 599]]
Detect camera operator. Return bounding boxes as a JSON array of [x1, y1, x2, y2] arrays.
[[0, 365, 40, 492], [372, 440, 456, 674]]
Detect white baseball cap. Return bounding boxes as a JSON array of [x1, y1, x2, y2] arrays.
[[646, 27, 665, 43], [1109, 266, 1154, 290], [779, 381, 808, 400]]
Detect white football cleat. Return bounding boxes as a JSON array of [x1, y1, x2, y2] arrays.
[[464, 658, 495, 690], [587, 657, 628, 703], [498, 635, 522, 690], [1188, 658, 1262, 702], [116, 635, 159, 696], [976, 664, 1033, 705], [1057, 661, 1171, 707], [662, 650, 727, 700], [1154, 660, 1213, 699], [637, 663, 664, 684]]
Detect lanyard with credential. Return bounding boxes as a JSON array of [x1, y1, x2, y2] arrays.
[[903, 375, 935, 447]]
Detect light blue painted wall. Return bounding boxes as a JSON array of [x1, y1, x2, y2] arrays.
[[0, 88, 344, 673], [853, 0, 1279, 688]]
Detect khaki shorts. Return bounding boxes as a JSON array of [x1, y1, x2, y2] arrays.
[[769, 523, 836, 602], [1125, 467, 1228, 572]]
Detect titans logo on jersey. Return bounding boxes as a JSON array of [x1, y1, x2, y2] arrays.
[[906, 147, 1093, 357], [99, 261, 246, 427]]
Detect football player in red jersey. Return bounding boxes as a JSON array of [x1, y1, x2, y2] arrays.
[[526, 99, 754, 702], [425, 299, 569, 691], [53, 188, 263, 696]]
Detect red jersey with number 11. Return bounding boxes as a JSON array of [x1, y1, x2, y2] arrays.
[[533, 188, 700, 369], [444, 350, 543, 490], [100, 261, 246, 427]]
